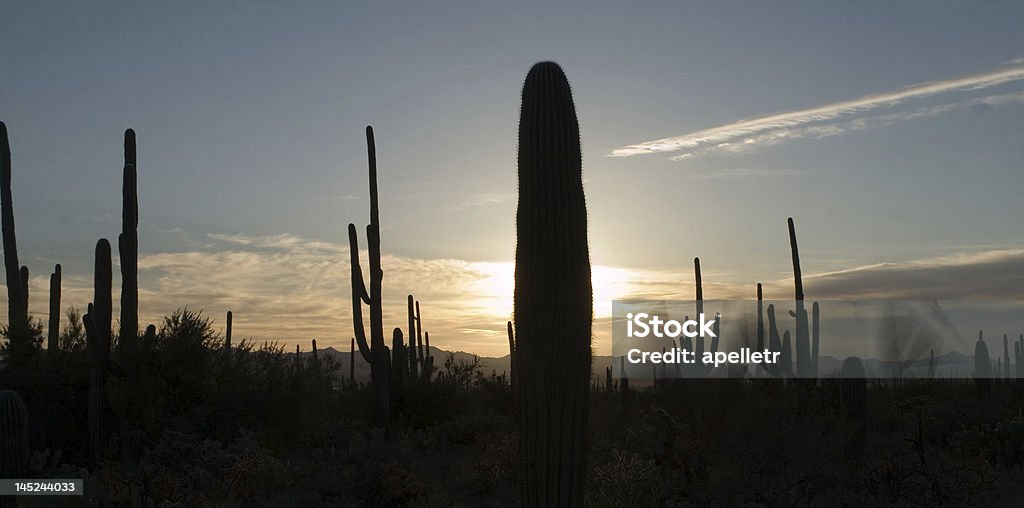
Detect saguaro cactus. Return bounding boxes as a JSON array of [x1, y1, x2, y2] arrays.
[[1, 123, 28, 347], [119, 129, 139, 352], [407, 295, 418, 378], [788, 217, 815, 379], [0, 389, 28, 508], [1004, 334, 1011, 380], [84, 239, 115, 467], [349, 126, 390, 427], [48, 264, 61, 352], [975, 331, 991, 395], [513, 62, 592, 507], [224, 310, 233, 352], [349, 337, 356, 388]]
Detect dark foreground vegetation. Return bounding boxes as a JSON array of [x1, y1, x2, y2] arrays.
[[5, 341, 1024, 507]]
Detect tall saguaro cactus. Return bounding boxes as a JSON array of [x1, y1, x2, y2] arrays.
[[0, 123, 28, 348], [349, 126, 390, 427], [119, 129, 139, 352], [513, 62, 592, 507], [84, 239, 115, 467], [48, 264, 61, 352], [789, 217, 815, 379], [407, 295, 418, 378]]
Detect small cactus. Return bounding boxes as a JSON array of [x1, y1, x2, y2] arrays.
[[0, 390, 28, 481], [47, 264, 61, 352], [975, 331, 991, 395]]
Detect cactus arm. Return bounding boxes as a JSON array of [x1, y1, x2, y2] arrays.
[[347, 224, 374, 364], [47, 264, 61, 352], [0, 122, 28, 343], [348, 224, 371, 305]]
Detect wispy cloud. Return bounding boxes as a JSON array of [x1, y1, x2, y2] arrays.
[[611, 63, 1024, 159]]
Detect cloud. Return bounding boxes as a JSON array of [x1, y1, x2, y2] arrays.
[[14, 226, 1024, 357], [798, 249, 1024, 300], [610, 63, 1024, 159]]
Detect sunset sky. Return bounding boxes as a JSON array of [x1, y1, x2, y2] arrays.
[[4, 2, 1024, 356]]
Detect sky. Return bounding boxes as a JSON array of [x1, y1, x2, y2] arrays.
[[3, 1, 1024, 356]]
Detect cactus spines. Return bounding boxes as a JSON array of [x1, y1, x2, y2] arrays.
[[348, 126, 389, 427], [840, 357, 867, 463], [1, 123, 28, 348], [513, 61, 592, 507], [47, 264, 61, 352], [0, 389, 28, 498], [975, 331, 991, 395], [119, 129, 139, 351]]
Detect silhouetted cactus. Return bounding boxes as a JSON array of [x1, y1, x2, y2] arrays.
[[513, 61, 592, 507], [48, 264, 60, 352], [840, 357, 867, 463], [0, 122, 29, 349], [349, 337, 356, 388], [788, 217, 815, 379], [507, 320, 516, 391], [422, 331, 434, 380], [390, 328, 405, 399], [764, 304, 784, 378], [975, 331, 991, 395], [407, 295, 418, 378], [1017, 336, 1023, 380], [349, 126, 391, 427], [119, 129, 139, 352], [84, 239, 116, 467], [781, 330, 794, 377], [755, 283, 764, 377], [224, 310, 233, 353], [619, 355, 629, 395], [1004, 334, 1011, 380], [0, 389, 28, 508]]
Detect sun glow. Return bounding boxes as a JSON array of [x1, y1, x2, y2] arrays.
[[468, 261, 649, 320]]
